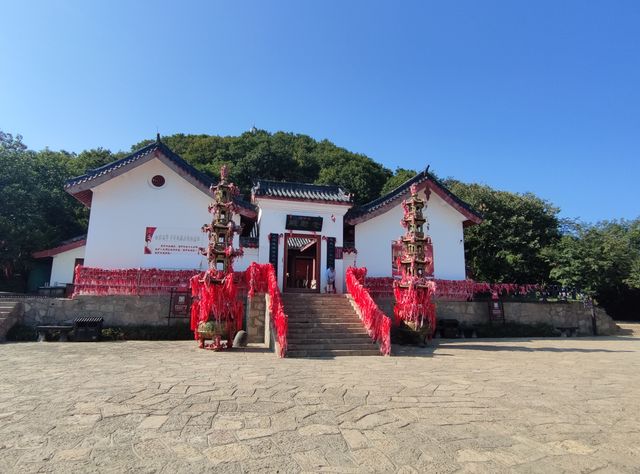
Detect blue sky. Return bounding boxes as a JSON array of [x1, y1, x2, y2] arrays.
[[1, 0, 638, 223]]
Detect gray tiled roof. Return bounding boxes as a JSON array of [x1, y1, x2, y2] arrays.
[[345, 167, 482, 224], [286, 237, 316, 249], [252, 180, 352, 203], [64, 140, 213, 190], [64, 138, 257, 215]]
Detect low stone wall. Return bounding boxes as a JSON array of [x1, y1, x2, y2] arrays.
[[246, 294, 266, 343], [21, 295, 176, 327], [20, 294, 264, 334], [15, 294, 619, 337], [373, 297, 619, 336]]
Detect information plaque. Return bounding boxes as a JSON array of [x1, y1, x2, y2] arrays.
[[285, 215, 323, 232]]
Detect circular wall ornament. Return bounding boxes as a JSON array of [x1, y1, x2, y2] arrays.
[[151, 175, 166, 188]]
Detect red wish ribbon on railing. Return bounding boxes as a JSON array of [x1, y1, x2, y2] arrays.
[[345, 267, 391, 356]]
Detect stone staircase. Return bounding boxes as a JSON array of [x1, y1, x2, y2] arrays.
[[0, 299, 22, 342], [283, 293, 381, 357]]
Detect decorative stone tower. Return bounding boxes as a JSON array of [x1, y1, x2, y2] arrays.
[[393, 183, 436, 342], [398, 184, 434, 283], [201, 165, 243, 281], [190, 165, 244, 350]]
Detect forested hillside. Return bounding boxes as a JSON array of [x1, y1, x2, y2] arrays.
[[1, 130, 638, 318], [131, 130, 394, 204]]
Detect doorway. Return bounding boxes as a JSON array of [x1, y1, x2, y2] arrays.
[[283, 234, 320, 293]]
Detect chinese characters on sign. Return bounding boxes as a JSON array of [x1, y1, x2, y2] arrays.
[[144, 227, 207, 256]]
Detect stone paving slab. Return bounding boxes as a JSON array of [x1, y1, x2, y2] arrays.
[[0, 337, 639, 473]]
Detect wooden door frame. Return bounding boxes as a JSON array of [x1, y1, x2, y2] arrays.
[[283, 233, 321, 293]]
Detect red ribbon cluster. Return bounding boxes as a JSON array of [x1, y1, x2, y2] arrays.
[[345, 267, 391, 355], [73, 266, 196, 296], [189, 269, 244, 340], [393, 278, 437, 333], [434, 280, 539, 301], [365, 277, 540, 301], [364, 277, 396, 297], [245, 262, 288, 357], [244, 262, 270, 297], [73, 266, 248, 297]]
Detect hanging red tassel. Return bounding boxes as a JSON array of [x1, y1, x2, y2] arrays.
[[345, 266, 391, 355], [245, 262, 288, 357]]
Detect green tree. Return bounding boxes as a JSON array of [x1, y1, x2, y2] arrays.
[[544, 219, 640, 319], [0, 135, 84, 286], [380, 168, 417, 196], [444, 180, 561, 283], [131, 130, 391, 203]]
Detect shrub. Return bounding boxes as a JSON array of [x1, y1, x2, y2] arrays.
[[101, 327, 125, 341]]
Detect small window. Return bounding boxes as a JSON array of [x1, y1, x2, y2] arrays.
[[151, 175, 166, 188]]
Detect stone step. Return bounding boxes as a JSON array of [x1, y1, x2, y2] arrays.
[[287, 323, 365, 330], [288, 325, 366, 331], [288, 342, 376, 350], [286, 348, 381, 357], [285, 305, 354, 310], [285, 306, 354, 312], [288, 333, 370, 340], [0, 302, 19, 342], [282, 294, 348, 298], [287, 314, 361, 320], [281, 294, 380, 358], [285, 305, 352, 308], [288, 319, 363, 325], [287, 337, 371, 345], [283, 302, 351, 306], [288, 328, 369, 336]]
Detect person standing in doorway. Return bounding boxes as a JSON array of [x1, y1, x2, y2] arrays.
[[326, 266, 336, 293]]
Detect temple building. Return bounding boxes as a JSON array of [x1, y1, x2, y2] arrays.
[[37, 137, 482, 292]]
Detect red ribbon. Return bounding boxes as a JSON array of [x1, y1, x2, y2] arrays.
[[345, 267, 391, 355]]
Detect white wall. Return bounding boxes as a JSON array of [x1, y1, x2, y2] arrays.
[[255, 198, 350, 293], [342, 252, 357, 292], [354, 190, 467, 280], [50, 245, 86, 286], [85, 158, 244, 270], [234, 246, 258, 272]]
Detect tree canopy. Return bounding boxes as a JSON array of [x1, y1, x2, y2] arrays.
[[443, 180, 562, 283], [132, 131, 392, 204]]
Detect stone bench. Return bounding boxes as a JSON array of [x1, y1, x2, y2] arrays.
[[36, 325, 73, 342], [556, 326, 579, 337]]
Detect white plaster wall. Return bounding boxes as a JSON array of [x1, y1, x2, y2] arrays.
[[234, 246, 258, 272], [342, 252, 357, 292], [354, 190, 467, 280], [50, 245, 86, 285], [85, 158, 244, 270], [255, 199, 350, 293]]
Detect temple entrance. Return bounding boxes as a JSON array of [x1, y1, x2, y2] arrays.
[[283, 234, 320, 293]]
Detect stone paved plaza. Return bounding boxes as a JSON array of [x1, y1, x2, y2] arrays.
[[1, 335, 639, 473]]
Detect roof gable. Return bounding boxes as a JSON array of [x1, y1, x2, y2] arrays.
[[345, 168, 483, 226], [252, 180, 352, 205], [64, 137, 257, 218], [33, 234, 87, 258]]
